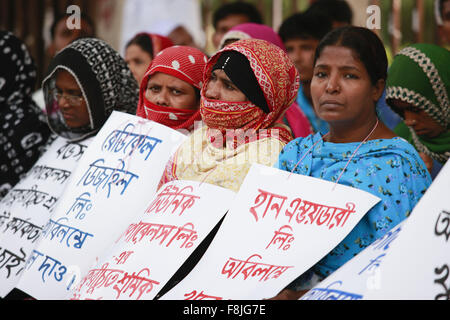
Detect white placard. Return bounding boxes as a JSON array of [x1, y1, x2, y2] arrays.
[[364, 160, 450, 300], [70, 180, 235, 300], [161, 163, 381, 300], [16, 111, 187, 299], [0, 136, 92, 298], [301, 160, 450, 300], [300, 221, 404, 300]]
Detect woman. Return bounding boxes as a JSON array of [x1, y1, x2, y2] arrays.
[[125, 33, 173, 85], [274, 27, 432, 298], [44, 37, 139, 142], [159, 39, 299, 192], [219, 23, 311, 139], [136, 45, 208, 132], [385, 43, 449, 179], [0, 31, 51, 199]]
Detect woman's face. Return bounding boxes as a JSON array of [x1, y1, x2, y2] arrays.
[[125, 44, 153, 85], [204, 69, 247, 102], [54, 69, 90, 128], [145, 72, 199, 110], [311, 45, 384, 125], [388, 99, 446, 138]]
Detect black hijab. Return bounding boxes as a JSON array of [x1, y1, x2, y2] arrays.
[[212, 51, 270, 114], [43, 38, 139, 142], [0, 31, 51, 199]]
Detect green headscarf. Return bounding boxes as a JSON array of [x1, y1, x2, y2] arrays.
[[386, 43, 450, 164]]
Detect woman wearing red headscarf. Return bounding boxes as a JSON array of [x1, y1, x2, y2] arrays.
[[136, 45, 208, 132], [125, 33, 174, 85], [159, 39, 299, 192]]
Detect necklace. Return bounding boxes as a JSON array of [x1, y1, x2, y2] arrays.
[[288, 118, 380, 190]]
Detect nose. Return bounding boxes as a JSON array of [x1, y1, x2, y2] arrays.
[[57, 95, 71, 109], [325, 73, 340, 94], [205, 80, 220, 100], [403, 110, 418, 127], [154, 90, 169, 106]]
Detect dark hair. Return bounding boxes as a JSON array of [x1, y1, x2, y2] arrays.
[[125, 33, 154, 58], [213, 2, 263, 29], [278, 10, 333, 43], [306, 0, 353, 25], [314, 26, 388, 85], [50, 13, 96, 39]]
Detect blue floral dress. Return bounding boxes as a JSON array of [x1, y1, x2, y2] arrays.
[[275, 133, 432, 282]]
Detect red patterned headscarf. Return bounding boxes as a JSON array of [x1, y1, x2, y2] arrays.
[[135, 33, 174, 57], [201, 39, 299, 145], [136, 45, 208, 131]]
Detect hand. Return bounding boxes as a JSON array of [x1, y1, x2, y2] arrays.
[[265, 289, 309, 300]]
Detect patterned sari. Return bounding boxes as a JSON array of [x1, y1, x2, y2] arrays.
[[159, 39, 299, 192]]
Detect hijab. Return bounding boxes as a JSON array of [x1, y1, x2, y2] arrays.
[[136, 45, 207, 131], [43, 38, 139, 142], [201, 38, 299, 147], [0, 31, 51, 198], [386, 43, 450, 164]]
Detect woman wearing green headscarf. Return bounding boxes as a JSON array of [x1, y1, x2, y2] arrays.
[[386, 43, 450, 179]]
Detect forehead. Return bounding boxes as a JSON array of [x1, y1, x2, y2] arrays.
[[315, 45, 363, 67], [55, 69, 80, 87], [148, 72, 193, 88], [217, 14, 250, 29], [284, 37, 320, 47], [125, 44, 151, 58]]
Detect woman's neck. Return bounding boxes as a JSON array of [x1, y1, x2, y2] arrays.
[[326, 117, 388, 143]]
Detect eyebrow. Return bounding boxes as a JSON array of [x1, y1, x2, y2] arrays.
[[55, 85, 82, 95], [314, 64, 361, 72]]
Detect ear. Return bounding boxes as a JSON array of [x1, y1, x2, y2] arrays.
[[372, 79, 385, 102]]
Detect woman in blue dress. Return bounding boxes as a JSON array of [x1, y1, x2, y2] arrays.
[[272, 26, 432, 299]]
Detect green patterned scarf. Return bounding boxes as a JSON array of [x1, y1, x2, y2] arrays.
[[386, 43, 450, 163]]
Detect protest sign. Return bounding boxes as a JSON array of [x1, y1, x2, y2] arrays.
[[0, 136, 92, 297], [16, 112, 186, 299], [301, 161, 450, 300], [161, 163, 380, 300], [70, 180, 235, 300]]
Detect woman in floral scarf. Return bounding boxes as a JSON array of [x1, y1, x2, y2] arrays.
[[159, 39, 299, 192]]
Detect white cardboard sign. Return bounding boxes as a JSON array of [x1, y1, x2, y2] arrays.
[[16, 111, 187, 299], [0, 136, 92, 298], [70, 180, 235, 300], [161, 163, 380, 300], [301, 160, 450, 300]]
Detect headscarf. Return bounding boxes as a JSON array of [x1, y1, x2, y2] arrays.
[[219, 22, 285, 51], [201, 38, 299, 147], [386, 43, 450, 164], [0, 31, 51, 198], [136, 45, 207, 131], [134, 32, 174, 57], [43, 38, 139, 142]]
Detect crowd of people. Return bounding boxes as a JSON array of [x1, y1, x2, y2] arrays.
[[1, 0, 449, 300]]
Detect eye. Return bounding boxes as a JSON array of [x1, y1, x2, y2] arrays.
[[147, 85, 160, 93], [344, 73, 358, 79], [172, 89, 182, 95], [314, 71, 327, 78]]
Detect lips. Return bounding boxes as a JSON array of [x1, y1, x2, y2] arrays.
[[62, 112, 76, 120], [320, 100, 343, 108]]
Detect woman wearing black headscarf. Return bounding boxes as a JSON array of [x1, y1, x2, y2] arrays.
[[43, 37, 139, 142], [0, 31, 51, 199]]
